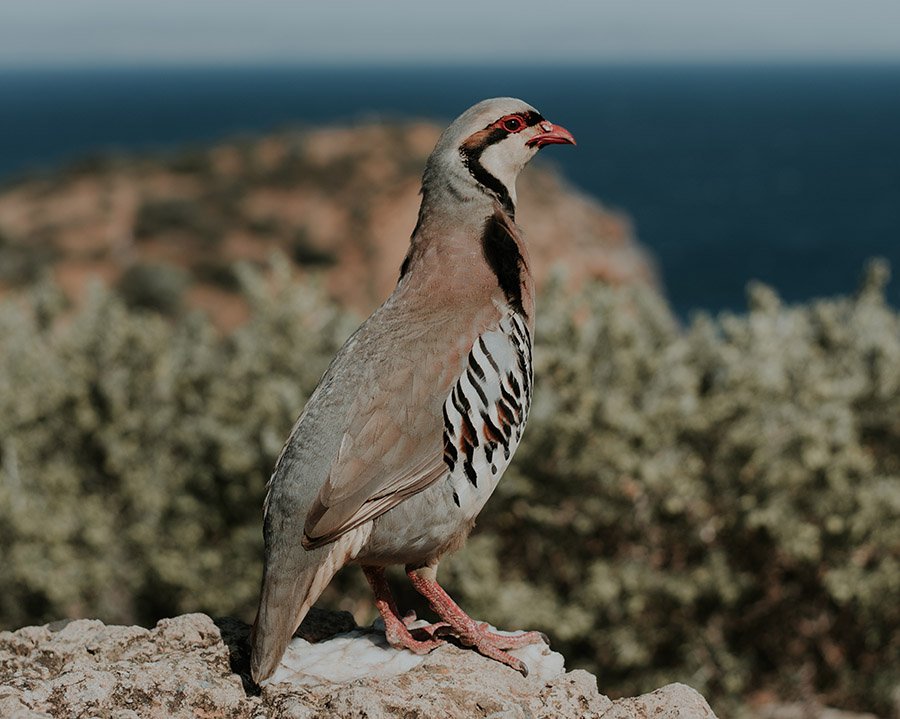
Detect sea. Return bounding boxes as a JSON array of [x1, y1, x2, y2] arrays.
[[1, 64, 898, 316]]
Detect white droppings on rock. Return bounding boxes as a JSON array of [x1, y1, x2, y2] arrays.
[[268, 628, 420, 686], [268, 620, 565, 687]]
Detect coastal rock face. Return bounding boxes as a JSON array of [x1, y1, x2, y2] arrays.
[[0, 122, 657, 327], [0, 611, 718, 719]]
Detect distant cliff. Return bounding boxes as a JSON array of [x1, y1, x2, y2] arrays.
[[0, 122, 657, 327]]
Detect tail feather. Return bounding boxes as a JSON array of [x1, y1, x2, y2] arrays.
[[250, 523, 372, 683]]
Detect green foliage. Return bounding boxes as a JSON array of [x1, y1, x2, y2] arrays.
[[446, 262, 899, 716], [117, 262, 189, 315], [134, 197, 225, 245], [289, 228, 336, 267], [1, 259, 897, 715], [0, 257, 355, 629], [0, 227, 59, 287]]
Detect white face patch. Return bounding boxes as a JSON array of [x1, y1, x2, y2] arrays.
[[477, 135, 535, 208]]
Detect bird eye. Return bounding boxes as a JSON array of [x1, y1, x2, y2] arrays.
[[502, 117, 523, 132]]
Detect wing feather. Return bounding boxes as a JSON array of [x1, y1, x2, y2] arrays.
[[297, 288, 506, 551], [301, 359, 450, 549]]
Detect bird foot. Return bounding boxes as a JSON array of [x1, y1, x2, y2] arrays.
[[448, 621, 547, 676], [473, 623, 549, 650], [363, 566, 447, 655], [401, 611, 453, 640], [383, 614, 445, 655], [406, 568, 549, 677]]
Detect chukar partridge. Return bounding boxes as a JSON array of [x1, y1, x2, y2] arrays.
[[251, 97, 575, 682]]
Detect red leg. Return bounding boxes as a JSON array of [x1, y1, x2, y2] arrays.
[[405, 564, 548, 676], [362, 566, 446, 654]]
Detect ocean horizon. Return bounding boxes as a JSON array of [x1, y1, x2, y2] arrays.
[[2, 63, 898, 315]]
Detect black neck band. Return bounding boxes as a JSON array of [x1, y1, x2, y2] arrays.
[[459, 128, 516, 218]]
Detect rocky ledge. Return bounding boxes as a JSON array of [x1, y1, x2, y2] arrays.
[[0, 610, 718, 719]]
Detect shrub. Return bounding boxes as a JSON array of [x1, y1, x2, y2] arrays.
[[0, 228, 59, 287], [133, 198, 224, 245], [445, 262, 899, 716], [117, 262, 189, 316], [290, 228, 336, 267], [0, 258, 896, 715], [0, 258, 355, 629]]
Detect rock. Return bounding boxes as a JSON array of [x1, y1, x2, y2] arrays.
[[601, 683, 717, 718], [0, 614, 259, 719], [0, 610, 718, 719]]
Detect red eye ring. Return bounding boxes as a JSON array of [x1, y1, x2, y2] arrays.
[[501, 116, 524, 132]]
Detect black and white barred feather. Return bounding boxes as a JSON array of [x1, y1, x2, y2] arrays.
[[442, 311, 533, 517]]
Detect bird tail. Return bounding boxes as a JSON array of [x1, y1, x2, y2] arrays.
[[250, 525, 371, 683]]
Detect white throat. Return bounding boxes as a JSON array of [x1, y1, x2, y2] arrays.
[[477, 142, 525, 209]]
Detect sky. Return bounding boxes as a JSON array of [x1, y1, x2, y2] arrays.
[[1, 0, 899, 68]]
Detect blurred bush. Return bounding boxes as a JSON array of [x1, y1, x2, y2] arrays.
[[0, 229, 59, 288], [134, 197, 225, 246], [117, 262, 189, 316], [1, 258, 897, 716], [0, 257, 355, 629], [448, 261, 899, 716]]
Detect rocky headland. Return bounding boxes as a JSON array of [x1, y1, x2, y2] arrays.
[[0, 121, 657, 328]]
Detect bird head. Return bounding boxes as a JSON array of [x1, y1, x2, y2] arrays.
[[424, 97, 576, 217]]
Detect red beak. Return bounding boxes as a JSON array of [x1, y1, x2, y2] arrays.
[[526, 122, 577, 149]]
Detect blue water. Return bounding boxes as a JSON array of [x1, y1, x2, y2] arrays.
[[1, 64, 898, 315]]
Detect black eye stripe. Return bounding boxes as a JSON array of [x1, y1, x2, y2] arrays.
[[489, 111, 544, 136]]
